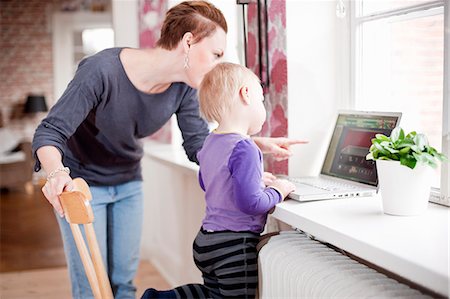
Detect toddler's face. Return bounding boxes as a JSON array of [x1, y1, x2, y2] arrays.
[[247, 78, 266, 135]]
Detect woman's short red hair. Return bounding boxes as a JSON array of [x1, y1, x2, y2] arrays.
[[157, 1, 228, 50]]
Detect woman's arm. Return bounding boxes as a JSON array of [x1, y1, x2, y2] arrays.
[[176, 88, 209, 164], [252, 137, 308, 160], [33, 55, 105, 216]]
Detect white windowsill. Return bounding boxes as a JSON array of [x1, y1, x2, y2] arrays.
[[272, 197, 449, 297], [142, 140, 199, 175]]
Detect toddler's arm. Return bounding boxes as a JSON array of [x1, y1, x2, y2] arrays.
[[268, 179, 296, 199], [229, 139, 289, 215]]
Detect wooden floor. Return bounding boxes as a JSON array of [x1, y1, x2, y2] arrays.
[[0, 183, 170, 298], [0, 183, 66, 272], [0, 260, 170, 299]]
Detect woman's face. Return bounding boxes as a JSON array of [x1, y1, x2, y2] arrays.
[[185, 28, 227, 89]]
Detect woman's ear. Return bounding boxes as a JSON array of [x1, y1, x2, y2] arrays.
[[239, 85, 250, 105], [182, 32, 193, 53]]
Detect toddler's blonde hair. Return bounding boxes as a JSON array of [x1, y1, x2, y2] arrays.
[[199, 62, 260, 123]]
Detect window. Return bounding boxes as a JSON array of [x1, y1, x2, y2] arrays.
[[81, 28, 114, 56], [73, 28, 114, 73], [351, 0, 449, 201]]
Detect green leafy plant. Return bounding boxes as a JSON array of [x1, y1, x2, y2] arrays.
[[366, 127, 447, 169]]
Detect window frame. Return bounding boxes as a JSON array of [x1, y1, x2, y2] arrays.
[[349, 0, 449, 202]]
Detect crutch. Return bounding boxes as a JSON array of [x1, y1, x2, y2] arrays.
[[59, 178, 114, 299]]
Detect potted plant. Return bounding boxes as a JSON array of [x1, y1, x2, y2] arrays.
[[366, 127, 447, 216]]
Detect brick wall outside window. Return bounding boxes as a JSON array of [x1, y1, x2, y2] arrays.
[[0, 0, 54, 124]]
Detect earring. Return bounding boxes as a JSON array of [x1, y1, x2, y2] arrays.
[[184, 54, 189, 69], [184, 47, 190, 69], [184, 53, 190, 69]]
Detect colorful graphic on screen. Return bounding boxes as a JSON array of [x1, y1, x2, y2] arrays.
[[321, 114, 399, 185]]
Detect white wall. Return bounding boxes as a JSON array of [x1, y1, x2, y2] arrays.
[[141, 145, 205, 286], [112, 0, 139, 48], [286, 0, 350, 177]]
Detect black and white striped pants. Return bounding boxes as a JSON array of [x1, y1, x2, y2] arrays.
[[173, 228, 260, 299]]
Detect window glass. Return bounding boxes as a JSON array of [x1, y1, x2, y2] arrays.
[[82, 28, 114, 55], [361, 0, 434, 16], [356, 12, 444, 187]]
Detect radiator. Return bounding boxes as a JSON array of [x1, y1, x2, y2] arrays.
[[258, 231, 432, 298]]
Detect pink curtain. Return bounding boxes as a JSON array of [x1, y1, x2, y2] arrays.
[[246, 0, 288, 174]]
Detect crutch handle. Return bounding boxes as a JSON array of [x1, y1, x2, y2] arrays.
[[60, 178, 94, 224]]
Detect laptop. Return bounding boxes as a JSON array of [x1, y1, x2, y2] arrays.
[[285, 111, 402, 201]]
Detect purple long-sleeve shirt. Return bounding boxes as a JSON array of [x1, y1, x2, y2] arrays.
[[197, 133, 282, 233]]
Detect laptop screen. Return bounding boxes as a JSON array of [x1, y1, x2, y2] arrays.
[[321, 112, 400, 186]]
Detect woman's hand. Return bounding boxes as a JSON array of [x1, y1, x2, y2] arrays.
[[42, 173, 74, 217], [262, 172, 276, 186], [253, 137, 308, 161], [37, 146, 75, 217]]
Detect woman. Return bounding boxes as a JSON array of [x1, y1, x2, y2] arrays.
[[33, 1, 301, 298]]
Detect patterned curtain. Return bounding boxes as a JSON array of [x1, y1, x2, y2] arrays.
[[246, 0, 289, 174]]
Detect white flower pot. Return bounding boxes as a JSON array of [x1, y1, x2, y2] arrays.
[[376, 160, 433, 216]]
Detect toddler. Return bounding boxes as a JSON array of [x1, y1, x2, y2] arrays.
[[142, 62, 295, 299]]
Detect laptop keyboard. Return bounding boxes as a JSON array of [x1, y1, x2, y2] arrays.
[[287, 177, 359, 192]]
